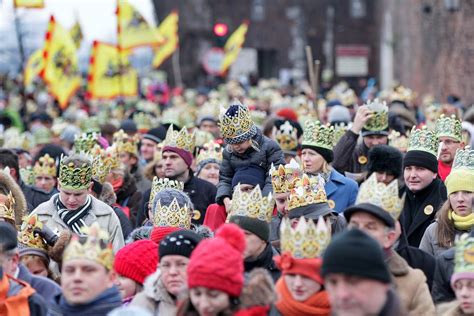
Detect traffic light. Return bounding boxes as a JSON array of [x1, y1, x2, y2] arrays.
[[213, 23, 228, 47]]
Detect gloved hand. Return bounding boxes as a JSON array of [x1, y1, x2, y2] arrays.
[[34, 225, 59, 246]]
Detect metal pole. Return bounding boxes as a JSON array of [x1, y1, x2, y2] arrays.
[[172, 47, 182, 87], [13, 5, 27, 120]]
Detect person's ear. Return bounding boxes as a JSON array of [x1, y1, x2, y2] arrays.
[[88, 182, 94, 193], [384, 229, 398, 249]]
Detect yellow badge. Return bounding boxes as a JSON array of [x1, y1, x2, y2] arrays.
[[328, 200, 336, 209], [192, 210, 201, 221], [424, 205, 434, 215], [358, 155, 368, 165]]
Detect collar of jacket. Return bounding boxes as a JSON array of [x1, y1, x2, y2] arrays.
[[407, 178, 440, 199], [244, 243, 277, 272], [385, 249, 409, 277], [143, 269, 176, 305]]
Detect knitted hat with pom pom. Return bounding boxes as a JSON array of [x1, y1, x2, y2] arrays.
[[187, 224, 245, 297], [113, 240, 158, 285]]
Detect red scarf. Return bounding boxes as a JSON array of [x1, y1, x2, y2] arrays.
[[438, 161, 452, 181], [275, 278, 331, 316]]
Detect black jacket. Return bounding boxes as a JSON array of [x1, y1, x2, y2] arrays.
[[20, 180, 51, 212], [432, 247, 455, 303], [116, 173, 142, 228], [332, 129, 370, 175], [112, 206, 133, 240], [399, 179, 447, 247], [244, 243, 281, 283]]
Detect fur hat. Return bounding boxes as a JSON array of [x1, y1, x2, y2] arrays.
[[367, 145, 403, 178]]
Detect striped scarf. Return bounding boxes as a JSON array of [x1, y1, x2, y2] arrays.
[[55, 194, 92, 234]]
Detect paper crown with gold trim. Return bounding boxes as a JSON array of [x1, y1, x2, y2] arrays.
[[273, 121, 299, 152], [33, 154, 57, 177], [270, 159, 303, 194], [133, 112, 153, 132], [58, 155, 93, 190], [153, 197, 191, 229], [17, 214, 48, 251], [435, 114, 462, 142], [113, 130, 139, 156], [288, 174, 327, 211], [280, 216, 331, 259], [356, 173, 403, 220], [388, 85, 415, 104], [73, 132, 100, 153], [63, 222, 114, 270], [302, 120, 334, 150], [219, 101, 257, 144], [228, 184, 274, 223], [388, 130, 410, 153], [89, 145, 113, 184], [196, 142, 223, 165], [363, 99, 389, 132], [104, 145, 121, 170], [453, 233, 474, 276], [162, 125, 196, 154], [407, 126, 439, 157], [0, 192, 15, 222], [451, 147, 474, 170], [149, 177, 184, 211]]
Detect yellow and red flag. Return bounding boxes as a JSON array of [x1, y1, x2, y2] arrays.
[[24, 48, 44, 86], [14, 0, 44, 8], [116, 0, 163, 50], [87, 41, 138, 100], [220, 21, 249, 74], [39, 16, 81, 109], [152, 11, 179, 68], [69, 20, 83, 49]]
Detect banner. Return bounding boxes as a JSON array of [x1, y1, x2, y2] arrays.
[[69, 20, 83, 49], [24, 48, 44, 86], [14, 0, 44, 8], [39, 16, 81, 109], [220, 21, 248, 74], [152, 11, 179, 68], [87, 41, 138, 99], [116, 0, 162, 49]]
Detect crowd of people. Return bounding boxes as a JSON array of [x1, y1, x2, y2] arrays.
[[0, 78, 473, 316]]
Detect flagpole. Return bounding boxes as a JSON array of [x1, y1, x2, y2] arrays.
[[172, 47, 182, 87], [116, 0, 124, 99], [13, 3, 27, 120]]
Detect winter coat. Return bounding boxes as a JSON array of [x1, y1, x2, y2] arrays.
[[244, 243, 281, 283], [20, 179, 52, 212], [325, 169, 358, 213], [386, 250, 435, 315], [396, 228, 436, 290], [216, 129, 285, 204], [31, 194, 125, 253], [0, 272, 47, 316], [377, 288, 405, 316], [419, 221, 470, 257], [18, 264, 61, 304], [332, 129, 370, 176], [432, 248, 455, 304], [116, 172, 143, 228], [436, 301, 465, 316], [131, 270, 177, 316], [112, 205, 133, 240], [399, 179, 447, 247]]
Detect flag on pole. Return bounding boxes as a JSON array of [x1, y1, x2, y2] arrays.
[[69, 20, 83, 49], [152, 11, 179, 68], [220, 21, 248, 74], [87, 41, 138, 100], [24, 48, 44, 86], [116, 0, 163, 50], [14, 0, 44, 8], [40, 16, 81, 109]]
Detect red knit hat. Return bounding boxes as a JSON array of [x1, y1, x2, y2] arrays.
[[113, 240, 158, 285], [276, 108, 298, 122], [187, 224, 245, 297], [274, 252, 324, 284], [150, 226, 182, 245]]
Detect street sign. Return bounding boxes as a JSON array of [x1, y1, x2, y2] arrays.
[[202, 47, 225, 76]]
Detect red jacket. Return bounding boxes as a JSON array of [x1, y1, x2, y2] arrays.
[[203, 203, 227, 231]]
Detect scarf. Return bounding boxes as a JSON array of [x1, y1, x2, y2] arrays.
[[49, 286, 122, 316], [438, 161, 452, 182], [449, 210, 474, 231], [55, 194, 92, 235], [275, 278, 331, 316]]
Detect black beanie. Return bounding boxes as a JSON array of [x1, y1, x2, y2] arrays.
[[322, 229, 391, 284], [229, 215, 269, 242], [301, 145, 334, 163], [143, 126, 167, 144], [368, 145, 403, 178], [159, 230, 202, 261], [0, 222, 18, 252], [403, 150, 438, 173], [231, 165, 266, 189]]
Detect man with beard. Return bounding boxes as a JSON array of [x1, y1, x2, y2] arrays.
[[435, 114, 464, 181]]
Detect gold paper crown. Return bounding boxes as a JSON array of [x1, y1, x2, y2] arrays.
[[89, 145, 112, 184], [162, 125, 196, 153], [269, 159, 303, 194], [288, 174, 327, 211], [133, 112, 153, 132], [435, 114, 462, 142], [452, 147, 474, 170], [74, 132, 100, 153], [33, 154, 57, 177], [364, 99, 389, 131], [0, 192, 15, 222], [149, 177, 184, 211], [389, 85, 415, 104], [219, 101, 256, 142], [228, 185, 274, 223], [357, 174, 403, 220], [58, 155, 93, 190], [18, 214, 48, 251], [153, 198, 191, 229], [388, 130, 410, 153], [280, 216, 331, 259], [302, 120, 334, 150], [63, 222, 114, 270], [333, 123, 348, 146], [454, 234, 474, 275], [407, 126, 439, 157], [196, 142, 223, 165], [105, 145, 121, 170], [273, 121, 299, 151], [113, 130, 139, 156]]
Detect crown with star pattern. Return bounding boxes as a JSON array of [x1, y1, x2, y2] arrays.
[[228, 184, 274, 223], [435, 114, 462, 142]]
